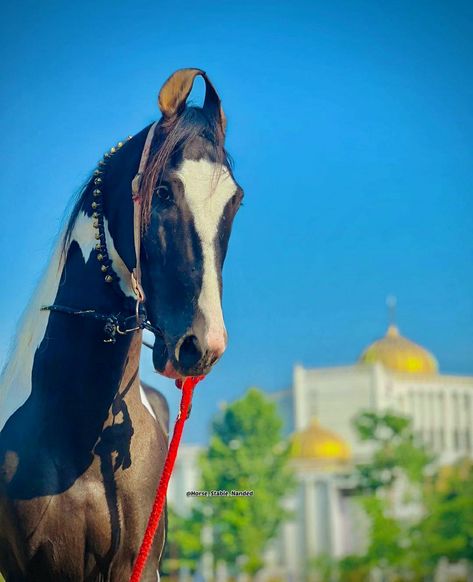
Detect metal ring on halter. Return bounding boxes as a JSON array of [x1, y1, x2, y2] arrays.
[[116, 323, 141, 335]]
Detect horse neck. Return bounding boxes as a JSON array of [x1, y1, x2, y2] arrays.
[[0, 211, 141, 434]]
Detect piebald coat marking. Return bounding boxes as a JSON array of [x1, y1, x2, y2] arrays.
[[0, 237, 64, 430], [0, 212, 139, 431]]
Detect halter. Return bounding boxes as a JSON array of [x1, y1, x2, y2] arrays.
[[42, 123, 161, 344]]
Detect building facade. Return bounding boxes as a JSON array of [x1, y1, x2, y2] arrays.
[[287, 323, 473, 464], [272, 322, 473, 580]]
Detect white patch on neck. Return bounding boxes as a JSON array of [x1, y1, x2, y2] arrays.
[[0, 211, 134, 430], [175, 159, 237, 348], [103, 218, 134, 298], [0, 232, 65, 430], [72, 211, 134, 298], [70, 210, 96, 263]]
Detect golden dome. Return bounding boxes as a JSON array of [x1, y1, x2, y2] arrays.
[[290, 419, 351, 463], [359, 324, 438, 375]]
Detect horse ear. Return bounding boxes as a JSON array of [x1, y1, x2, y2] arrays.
[[158, 68, 226, 134]]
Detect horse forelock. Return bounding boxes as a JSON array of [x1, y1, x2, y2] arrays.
[[139, 106, 231, 233]]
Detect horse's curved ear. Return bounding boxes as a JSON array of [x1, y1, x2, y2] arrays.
[[158, 68, 226, 134]]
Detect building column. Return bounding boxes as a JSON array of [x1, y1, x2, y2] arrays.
[[458, 391, 466, 453], [432, 389, 440, 453], [280, 495, 299, 579], [409, 389, 418, 433], [443, 389, 454, 459], [328, 479, 343, 558], [304, 475, 318, 557], [371, 363, 384, 410], [422, 388, 431, 447]]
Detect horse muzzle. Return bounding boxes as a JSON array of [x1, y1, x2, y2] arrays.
[[152, 329, 226, 378]]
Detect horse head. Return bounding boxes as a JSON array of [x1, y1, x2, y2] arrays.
[[141, 69, 243, 378], [66, 69, 243, 379]]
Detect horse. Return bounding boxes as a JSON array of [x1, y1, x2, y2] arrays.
[[0, 68, 243, 581]]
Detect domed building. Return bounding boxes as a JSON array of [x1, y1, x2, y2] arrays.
[[290, 418, 352, 466], [359, 323, 438, 375], [273, 319, 473, 467], [269, 312, 473, 579]]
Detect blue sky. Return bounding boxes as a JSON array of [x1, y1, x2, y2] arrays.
[[1, 0, 472, 443]]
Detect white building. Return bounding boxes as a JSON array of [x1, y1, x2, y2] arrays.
[[286, 323, 473, 464], [272, 322, 473, 580]]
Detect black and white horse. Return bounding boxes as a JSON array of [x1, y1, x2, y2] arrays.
[[0, 68, 243, 581]]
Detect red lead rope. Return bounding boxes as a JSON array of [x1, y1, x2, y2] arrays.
[[129, 375, 204, 582]]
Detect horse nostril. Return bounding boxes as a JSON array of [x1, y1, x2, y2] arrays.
[[177, 334, 203, 370]]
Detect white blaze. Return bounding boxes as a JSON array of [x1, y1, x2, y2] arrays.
[[175, 159, 237, 353]]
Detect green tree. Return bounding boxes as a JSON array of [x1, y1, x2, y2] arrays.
[[161, 506, 204, 577], [309, 552, 371, 582], [309, 553, 338, 582], [310, 412, 473, 581], [198, 387, 295, 576], [354, 411, 433, 492], [415, 459, 473, 568], [351, 411, 434, 580]]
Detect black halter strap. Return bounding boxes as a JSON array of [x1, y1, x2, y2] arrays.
[[40, 304, 161, 344]]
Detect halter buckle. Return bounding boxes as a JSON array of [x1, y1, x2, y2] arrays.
[[103, 317, 119, 344]]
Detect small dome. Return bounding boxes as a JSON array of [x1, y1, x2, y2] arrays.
[[359, 324, 438, 375], [290, 419, 351, 463]]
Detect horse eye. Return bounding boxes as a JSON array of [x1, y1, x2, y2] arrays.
[[154, 184, 172, 202]]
